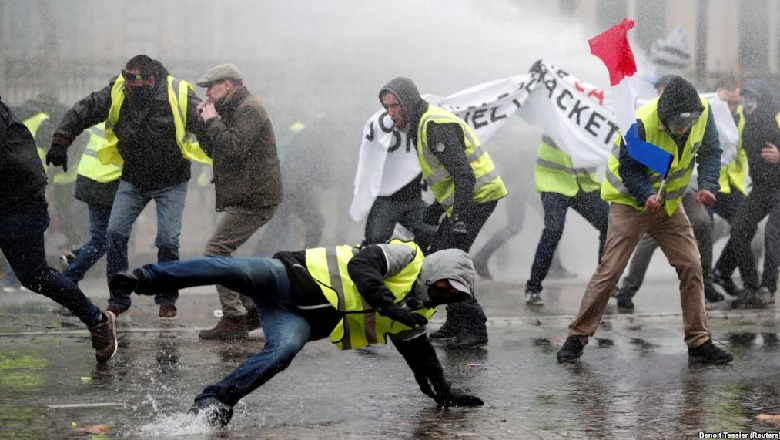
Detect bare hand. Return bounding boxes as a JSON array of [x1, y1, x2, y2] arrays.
[[645, 194, 661, 213], [762, 142, 780, 164], [694, 189, 716, 206], [198, 101, 218, 121]]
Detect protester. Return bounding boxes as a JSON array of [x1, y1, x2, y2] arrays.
[[379, 77, 508, 349], [524, 135, 609, 306], [109, 239, 484, 426], [712, 82, 780, 308], [49, 54, 208, 319], [2, 93, 116, 364], [556, 76, 733, 365], [194, 63, 282, 340], [59, 123, 120, 285]]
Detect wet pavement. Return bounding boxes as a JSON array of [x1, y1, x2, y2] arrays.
[[3, 275, 780, 439]]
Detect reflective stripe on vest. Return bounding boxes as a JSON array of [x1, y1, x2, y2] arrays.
[[534, 135, 601, 196], [416, 105, 507, 212], [99, 75, 212, 166], [601, 97, 709, 216], [76, 123, 121, 183], [22, 113, 49, 161], [305, 240, 435, 350]]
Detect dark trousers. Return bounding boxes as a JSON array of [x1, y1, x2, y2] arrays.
[[715, 186, 780, 292], [429, 200, 498, 335], [0, 199, 102, 327], [527, 191, 609, 292]]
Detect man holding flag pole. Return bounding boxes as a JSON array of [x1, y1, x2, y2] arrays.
[[556, 19, 733, 365]]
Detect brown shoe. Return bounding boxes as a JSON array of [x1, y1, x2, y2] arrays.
[[107, 304, 129, 317], [199, 316, 249, 340], [159, 304, 177, 319], [244, 308, 260, 331], [90, 311, 117, 363]]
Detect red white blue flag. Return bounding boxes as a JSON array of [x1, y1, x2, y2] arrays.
[[589, 18, 673, 176]]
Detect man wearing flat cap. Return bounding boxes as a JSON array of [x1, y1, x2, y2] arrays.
[[557, 76, 734, 365], [195, 63, 283, 340]]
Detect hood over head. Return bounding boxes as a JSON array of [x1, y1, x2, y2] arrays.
[[414, 248, 475, 304], [657, 76, 704, 128], [379, 76, 427, 129]]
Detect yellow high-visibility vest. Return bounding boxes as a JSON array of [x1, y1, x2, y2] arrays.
[[98, 75, 212, 166], [305, 240, 435, 350], [601, 97, 709, 216], [416, 105, 507, 213]]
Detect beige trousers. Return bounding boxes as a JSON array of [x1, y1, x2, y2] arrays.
[[568, 202, 710, 348]]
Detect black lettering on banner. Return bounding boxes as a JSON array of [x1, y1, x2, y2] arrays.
[[378, 111, 394, 134], [556, 88, 573, 111], [568, 99, 590, 125], [387, 130, 402, 153], [584, 111, 605, 137], [544, 77, 557, 99], [365, 121, 374, 141], [489, 107, 507, 123], [405, 133, 414, 153], [472, 108, 488, 129], [603, 120, 620, 145]]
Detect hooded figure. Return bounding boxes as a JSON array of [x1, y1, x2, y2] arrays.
[[378, 76, 428, 134], [109, 240, 484, 426], [657, 76, 706, 138]]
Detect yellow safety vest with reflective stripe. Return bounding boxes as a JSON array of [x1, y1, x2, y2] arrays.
[[534, 135, 601, 196], [601, 97, 709, 216], [718, 106, 747, 194], [98, 75, 212, 166], [304, 240, 435, 350], [416, 105, 507, 213], [76, 123, 121, 183], [22, 113, 48, 161]]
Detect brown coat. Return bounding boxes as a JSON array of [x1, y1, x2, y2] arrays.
[[200, 86, 282, 210]]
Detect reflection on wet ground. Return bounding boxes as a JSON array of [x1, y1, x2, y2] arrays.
[[3, 281, 780, 438]]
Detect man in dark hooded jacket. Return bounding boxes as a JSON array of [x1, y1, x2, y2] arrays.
[[109, 240, 484, 426], [48, 54, 205, 319], [0, 94, 117, 364], [556, 76, 733, 365], [378, 77, 508, 349], [713, 83, 780, 308]]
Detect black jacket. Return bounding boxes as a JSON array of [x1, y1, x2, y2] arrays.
[[55, 61, 202, 190], [742, 84, 780, 190], [0, 97, 47, 214]]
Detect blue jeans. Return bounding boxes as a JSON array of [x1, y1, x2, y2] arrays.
[[63, 204, 112, 283], [0, 199, 103, 327], [136, 257, 310, 406], [107, 181, 187, 308], [526, 191, 609, 292]]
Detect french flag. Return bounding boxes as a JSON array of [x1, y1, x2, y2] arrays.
[[589, 18, 673, 177]]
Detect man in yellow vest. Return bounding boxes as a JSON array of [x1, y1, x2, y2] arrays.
[[524, 135, 609, 306], [379, 77, 508, 349], [59, 123, 121, 285], [109, 240, 484, 426], [713, 82, 780, 308], [556, 76, 733, 365], [47, 55, 207, 320]]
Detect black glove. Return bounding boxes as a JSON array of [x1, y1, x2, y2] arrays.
[[381, 305, 428, 328], [450, 211, 468, 235], [423, 202, 445, 226], [394, 335, 486, 407], [45, 144, 69, 171], [434, 391, 485, 407]]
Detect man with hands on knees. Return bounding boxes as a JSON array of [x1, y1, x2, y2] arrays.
[[109, 239, 484, 426]]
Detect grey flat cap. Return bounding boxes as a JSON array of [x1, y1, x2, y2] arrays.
[[196, 63, 243, 87]]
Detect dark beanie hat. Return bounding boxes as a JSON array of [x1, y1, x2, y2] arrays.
[[657, 76, 704, 124]]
